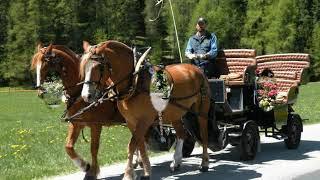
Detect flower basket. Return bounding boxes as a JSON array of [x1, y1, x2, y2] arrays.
[[256, 76, 278, 112], [41, 80, 64, 106]]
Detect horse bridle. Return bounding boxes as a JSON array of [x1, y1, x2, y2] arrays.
[[38, 49, 82, 108], [81, 52, 113, 88]]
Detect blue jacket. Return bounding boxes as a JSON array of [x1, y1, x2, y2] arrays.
[[185, 31, 218, 61]]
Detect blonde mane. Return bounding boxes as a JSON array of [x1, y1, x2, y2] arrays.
[[79, 52, 92, 79], [30, 51, 44, 70]]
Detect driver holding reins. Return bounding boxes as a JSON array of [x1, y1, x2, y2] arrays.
[[185, 17, 218, 78]]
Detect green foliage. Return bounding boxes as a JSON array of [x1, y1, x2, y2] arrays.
[[1, 0, 37, 85], [1, 0, 320, 83], [241, 0, 273, 55], [263, 0, 297, 53], [144, 0, 168, 64], [0, 0, 9, 74], [182, 0, 248, 50]]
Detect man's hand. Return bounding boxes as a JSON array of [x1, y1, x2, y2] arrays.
[[196, 53, 209, 60], [186, 53, 210, 60], [186, 53, 197, 60]]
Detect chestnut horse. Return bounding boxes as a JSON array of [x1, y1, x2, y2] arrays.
[[80, 41, 211, 180], [31, 44, 127, 180]]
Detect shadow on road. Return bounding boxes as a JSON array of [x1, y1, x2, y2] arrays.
[[213, 140, 320, 163], [98, 140, 320, 180]]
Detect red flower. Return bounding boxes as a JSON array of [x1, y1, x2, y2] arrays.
[[268, 90, 278, 97], [255, 69, 261, 75]]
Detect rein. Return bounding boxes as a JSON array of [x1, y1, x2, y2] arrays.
[[64, 65, 149, 121]]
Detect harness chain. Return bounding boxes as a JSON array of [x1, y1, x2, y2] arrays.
[[158, 111, 166, 143]]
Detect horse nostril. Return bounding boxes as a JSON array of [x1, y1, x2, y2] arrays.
[[87, 94, 92, 100]]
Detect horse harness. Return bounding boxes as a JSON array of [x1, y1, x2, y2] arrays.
[[68, 47, 209, 121]]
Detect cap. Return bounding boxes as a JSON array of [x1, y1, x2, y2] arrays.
[[197, 17, 207, 25]]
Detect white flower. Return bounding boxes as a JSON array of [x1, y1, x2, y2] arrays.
[[41, 79, 64, 105]]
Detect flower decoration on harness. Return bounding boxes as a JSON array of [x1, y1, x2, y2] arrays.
[[150, 68, 171, 99], [256, 69, 278, 112], [41, 78, 64, 105]]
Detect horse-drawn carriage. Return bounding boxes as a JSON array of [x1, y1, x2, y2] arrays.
[[33, 42, 310, 179], [179, 49, 310, 160]]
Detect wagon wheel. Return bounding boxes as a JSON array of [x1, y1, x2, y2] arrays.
[[239, 121, 260, 161], [284, 114, 302, 149], [182, 133, 196, 158]]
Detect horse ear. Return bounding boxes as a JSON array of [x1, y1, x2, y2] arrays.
[[47, 44, 53, 52], [36, 42, 43, 52], [83, 41, 91, 52]]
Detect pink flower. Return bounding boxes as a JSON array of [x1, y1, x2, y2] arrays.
[[268, 90, 278, 97], [257, 89, 264, 95]]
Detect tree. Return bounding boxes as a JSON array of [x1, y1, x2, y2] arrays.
[[292, 0, 314, 53], [0, 0, 9, 83], [241, 0, 273, 55], [262, 0, 297, 53], [188, 0, 247, 49], [143, 0, 168, 64], [1, 0, 38, 85]]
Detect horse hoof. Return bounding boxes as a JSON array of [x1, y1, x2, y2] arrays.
[[133, 162, 138, 169], [83, 174, 96, 180], [170, 164, 180, 173], [140, 175, 150, 180], [199, 166, 208, 172], [85, 163, 91, 172]]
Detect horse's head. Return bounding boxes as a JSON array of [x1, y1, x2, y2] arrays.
[[80, 41, 150, 103], [31, 43, 60, 95], [80, 41, 112, 103]]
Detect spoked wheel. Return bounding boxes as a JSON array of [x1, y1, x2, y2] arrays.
[[239, 121, 260, 161], [182, 133, 196, 158], [284, 114, 302, 149]]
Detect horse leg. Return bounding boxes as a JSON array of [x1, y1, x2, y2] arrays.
[[133, 149, 143, 169], [84, 125, 102, 180], [198, 115, 209, 172], [170, 121, 186, 172], [123, 136, 137, 180], [65, 123, 90, 172], [137, 139, 151, 179]]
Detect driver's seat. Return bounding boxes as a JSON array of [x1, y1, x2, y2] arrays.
[[213, 49, 257, 86]]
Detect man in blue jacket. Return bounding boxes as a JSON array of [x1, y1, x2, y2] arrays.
[[185, 17, 218, 77]]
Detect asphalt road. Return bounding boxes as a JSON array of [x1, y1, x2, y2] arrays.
[[51, 123, 320, 180]]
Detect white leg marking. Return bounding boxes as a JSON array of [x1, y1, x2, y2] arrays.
[[170, 138, 184, 170], [36, 62, 42, 87], [72, 157, 88, 172]]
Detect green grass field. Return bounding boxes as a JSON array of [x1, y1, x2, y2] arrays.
[[0, 82, 319, 179], [0, 91, 131, 180], [293, 82, 320, 123]]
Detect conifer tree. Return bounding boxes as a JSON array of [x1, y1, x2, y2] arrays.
[[241, 0, 273, 55], [0, 0, 9, 82], [2, 0, 38, 85]]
